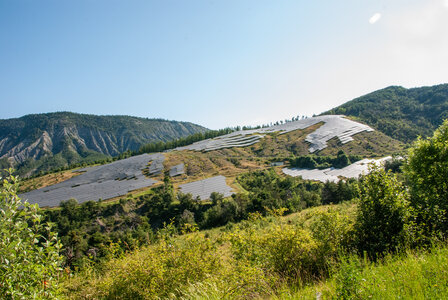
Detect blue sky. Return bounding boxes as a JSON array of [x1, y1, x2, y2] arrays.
[[1, 0, 448, 129]]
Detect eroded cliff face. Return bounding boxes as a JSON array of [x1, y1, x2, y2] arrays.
[[0, 127, 112, 164], [1, 131, 53, 164], [0, 112, 207, 166]]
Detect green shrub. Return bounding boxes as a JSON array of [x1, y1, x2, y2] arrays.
[[0, 170, 63, 299], [227, 219, 324, 284], [76, 233, 222, 299], [355, 166, 414, 257], [405, 119, 448, 236], [334, 255, 364, 300], [308, 208, 356, 262]]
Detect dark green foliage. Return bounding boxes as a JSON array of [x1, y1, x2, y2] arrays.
[[177, 192, 199, 212], [384, 156, 404, 173], [291, 156, 318, 169], [333, 150, 351, 168], [210, 192, 224, 206], [138, 127, 235, 153], [325, 84, 448, 143], [178, 210, 196, 227], [289, 151, 361, 169], [0, 158, 10, 170], [355, 167, 414, 257], [202, 197, 238, 228], [237, 169, 322, 214], [321, 179, 358, 205], [0, 170, 63, 298], [404, 119, 448, 236]]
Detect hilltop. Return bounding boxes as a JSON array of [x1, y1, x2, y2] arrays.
[[0, 112, 207, 175], [325, 84, 448, 143]]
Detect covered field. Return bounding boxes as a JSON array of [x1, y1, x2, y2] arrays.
[[178, 175, 234, 200], [173, 115, 373, 153], [19, 154, 162, 207], [282, 157, 391, 182]]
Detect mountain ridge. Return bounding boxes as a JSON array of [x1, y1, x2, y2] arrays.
[[324, 83, 448, 143], [0, 112, 207, 174]]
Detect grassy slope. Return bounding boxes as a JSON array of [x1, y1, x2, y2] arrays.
[[18, 170, 81, 194], [62, 201, 448, 299], [289, 246, 448, 299], [62, 203, 355, 299], [163, 124, 403, 191]]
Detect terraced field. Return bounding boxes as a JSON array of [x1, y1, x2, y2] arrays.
[[19, 115, 385, 207], [19, 154, 162, 207], [174, 115, 373, 153]]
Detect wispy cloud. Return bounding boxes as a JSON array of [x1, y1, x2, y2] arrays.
[[369, 13, 382, 24]]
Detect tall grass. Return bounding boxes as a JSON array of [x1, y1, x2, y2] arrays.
[[62, 204, 448, 299], [282, 244, 448, 300]]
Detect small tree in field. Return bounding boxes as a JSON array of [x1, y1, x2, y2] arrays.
[[355, 166, 413, 258], [404, 119, 448, 237], [0, 170, 63, 299]]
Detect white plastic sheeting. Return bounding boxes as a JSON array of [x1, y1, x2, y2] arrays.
[[169, 163, 185, 177], [173, 115, 373, 153], [282, 157, 391, 182], [148, 153, 165, 175], [304, 116, 374, 152], [178, 175, 234, 200], [19, 154, 162, 207]]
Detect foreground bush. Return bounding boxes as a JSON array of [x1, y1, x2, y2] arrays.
[[63, 202, 448, 299], [64, 227, 276, 299], [405, 119, 448, 236], [63, 205, 354, 299], [227, 207, 354, 285], [0, 170, 62, 299], [356, 166, 414, 257]]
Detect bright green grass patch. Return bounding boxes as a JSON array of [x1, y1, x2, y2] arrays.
[[283, 245, 448, 300]]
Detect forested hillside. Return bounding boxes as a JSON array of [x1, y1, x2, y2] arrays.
[[0, 112, 207, 175], [325, 84, 448, 143]]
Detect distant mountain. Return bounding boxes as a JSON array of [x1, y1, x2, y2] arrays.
[[324, 84, 448, 143], [0, 112, 207, 174]]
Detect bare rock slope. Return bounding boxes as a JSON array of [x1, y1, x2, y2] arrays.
[[0, 112, 207, 168]]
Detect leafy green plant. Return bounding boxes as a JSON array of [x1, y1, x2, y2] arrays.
[[355, 166, 414, 257], [0, 169, 63, 299], [405, 119, 448, 236], [334, 255, 364, 300]]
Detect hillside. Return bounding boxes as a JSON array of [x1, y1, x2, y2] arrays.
[[18, 115, 402, 207], [53, 119, 448, 298], [62, 203, 448, 299], [324, 84, 448, 143], [0, 112, 207, 175]]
